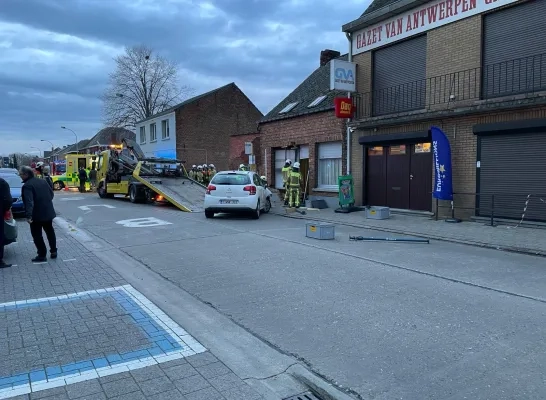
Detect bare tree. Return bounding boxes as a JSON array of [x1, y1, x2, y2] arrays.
[[102, 45, 193, 128]]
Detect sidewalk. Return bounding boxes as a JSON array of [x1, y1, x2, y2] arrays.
[[0, 223, 265, 400], [271, 205, 546, 256]]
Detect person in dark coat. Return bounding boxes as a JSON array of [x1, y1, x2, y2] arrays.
[[78, 167, 87, 193], [19, 166, 57, 262], [0, 176, 12, 268]]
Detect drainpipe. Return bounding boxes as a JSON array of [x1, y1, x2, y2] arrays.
[[345, 32, 353, 176]]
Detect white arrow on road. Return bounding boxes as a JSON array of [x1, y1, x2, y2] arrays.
[[78, 204, 116, 211]]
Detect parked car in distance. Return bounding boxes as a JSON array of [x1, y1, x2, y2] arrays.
[[0, 173, 24, 215], [3, 209, 18, 245], [0, 168, 18, 174], [204, 171, 272, 219]]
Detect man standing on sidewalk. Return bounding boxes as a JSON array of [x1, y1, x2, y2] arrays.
[[89, 166, 98, 191], [19, 166, 57, 262], [0, 176, 12, 268]]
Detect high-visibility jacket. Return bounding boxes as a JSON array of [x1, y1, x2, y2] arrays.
[[288, 170, 301, 189], [209, 169, 217, 178], [281, 166, 291, 184]]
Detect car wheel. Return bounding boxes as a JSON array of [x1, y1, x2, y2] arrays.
[[263, 197, 271, 213], [252, 200, 260, 219], [205, 210, 214, 219], [53, 181, 63, 191]]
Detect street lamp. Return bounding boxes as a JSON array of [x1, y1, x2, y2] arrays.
[[30, 147, 42, 157], [61, 126, 78, 153], [41, 139, 54, 151]]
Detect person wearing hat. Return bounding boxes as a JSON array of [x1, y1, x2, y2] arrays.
[[281, 159, 292, 206]]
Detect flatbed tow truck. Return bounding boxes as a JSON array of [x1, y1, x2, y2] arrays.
[[96, 139, 206, 212]]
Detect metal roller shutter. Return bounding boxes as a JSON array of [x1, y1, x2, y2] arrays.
[[372, 35, 427, 115], [483, 1, 546, 98], [318, 142, 342, 159], [479, 133, 546, 221]]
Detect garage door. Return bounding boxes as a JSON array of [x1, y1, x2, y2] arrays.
[[479, 133, 546, 221]]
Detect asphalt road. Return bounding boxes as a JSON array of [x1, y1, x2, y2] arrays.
[[50, 190, 546, 400]]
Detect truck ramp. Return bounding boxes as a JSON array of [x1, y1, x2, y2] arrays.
[[137, 175, 206, 212]]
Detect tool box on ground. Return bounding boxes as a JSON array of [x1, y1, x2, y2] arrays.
[[306, 222, 335, 240], [366, 206, 390, 220]]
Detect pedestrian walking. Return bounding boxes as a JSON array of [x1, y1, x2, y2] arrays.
[[19, 166, 57, 262], [89, 167, 98, 191], [0, 176, 12, 268], [78, 167, 87, 193]]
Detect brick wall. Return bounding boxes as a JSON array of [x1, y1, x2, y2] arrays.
[[351, 106, 546, 218], [229, 133, 261, 171], [176, 84, 263, 171], [260, 112, 346, 196]]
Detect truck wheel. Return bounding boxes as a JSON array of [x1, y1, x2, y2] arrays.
[[98, 183, 114, 199], [129, 185, 139, 203], [53, 181, 64, 191], [205, 210, 214, 219]]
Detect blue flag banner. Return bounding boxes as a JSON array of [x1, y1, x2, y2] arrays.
[[431, 126, 453, 201]]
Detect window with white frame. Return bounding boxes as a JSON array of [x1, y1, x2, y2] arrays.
[[317, 142, 342, 190], [139, 126, 146, 144], [161, 119, 170, 139], [150, 123, 157, 142]]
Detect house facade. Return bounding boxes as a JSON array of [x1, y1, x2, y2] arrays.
[[259, 50, 349, 207], [343, 0, 546, 220], [135, 83, 263, 171]]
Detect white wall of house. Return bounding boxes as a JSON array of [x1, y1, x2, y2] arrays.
[[135, 112, 176, 159]]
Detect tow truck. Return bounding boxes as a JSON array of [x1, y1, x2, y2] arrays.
[[96, 139, 206, 212]]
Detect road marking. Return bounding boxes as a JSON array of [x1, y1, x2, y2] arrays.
[[60, 197, 85, 201], [32, 262, 47, 265], [63, 259, 77, 262], [0, 285, 206, 398], [78, 205, 116, 211], [115, 217, 172, 228]]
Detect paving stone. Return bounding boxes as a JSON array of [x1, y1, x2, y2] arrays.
[[65, 379, 103, 399], [158, 358, 188, 369], [150, 389, 187, 400], [222, 384, 262, 400], [101, 377, 141, 398], [184, 387, 225, 400], [130, 365, 166, 382], [109, 391, 147, 400], [139, 376, 175, 397], [207, 372, 247, 391], [162, 364, 199, 381], [173, 374, 211, 394], [195, 362, 231, 379], [30, 386, 68, 399], [186, 352, 218, 368]]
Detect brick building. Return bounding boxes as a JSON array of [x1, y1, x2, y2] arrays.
[[229, 132, 261, 171], [342, 0, 546, 220], [259, 50, 349, 206], [135, 83, 263, 171]]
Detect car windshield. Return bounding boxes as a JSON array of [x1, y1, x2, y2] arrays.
[[0, 175, 23, 188], [211, 173, 251, 185]]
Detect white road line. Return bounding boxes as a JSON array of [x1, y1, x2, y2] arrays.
[[63, 259, 77, 262]]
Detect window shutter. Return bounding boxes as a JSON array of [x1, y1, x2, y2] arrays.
[[318, 142, 342, 159]]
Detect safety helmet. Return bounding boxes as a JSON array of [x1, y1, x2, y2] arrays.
[[192, 164, 196, 168], [293, 162, 300, 169], [202, 164, 208, 168], [36, 161, 44, 167], [209, 164, 215, 169], [260, 176, 267, 182], [197, 165, 203, 170], [239, 164, 245, 168], [285, 159, 292, 165]]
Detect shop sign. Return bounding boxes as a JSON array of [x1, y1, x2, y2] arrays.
[[330, 59, 356, 92], [334, 97, 354, 118], [352, 0, 521, 55], [338, 175, 355, 206]]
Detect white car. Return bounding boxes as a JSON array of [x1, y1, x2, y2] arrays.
[[204, 171, 272, 219]]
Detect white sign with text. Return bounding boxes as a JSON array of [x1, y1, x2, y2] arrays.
[[330, 59, 356, 92], [352, 0, 522, 55]]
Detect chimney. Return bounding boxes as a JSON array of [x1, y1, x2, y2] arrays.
[[320, 49, 341, 66]]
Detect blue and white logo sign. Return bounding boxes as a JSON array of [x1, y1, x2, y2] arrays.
[[330, 60, 356, 92]]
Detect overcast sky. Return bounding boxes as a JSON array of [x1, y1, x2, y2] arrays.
[[0, 0, 370, 155]]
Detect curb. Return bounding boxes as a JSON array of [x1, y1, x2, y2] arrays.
[[271, 210, 546, 258]]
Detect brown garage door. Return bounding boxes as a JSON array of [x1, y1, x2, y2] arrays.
[[479, 132, 546, 221]]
